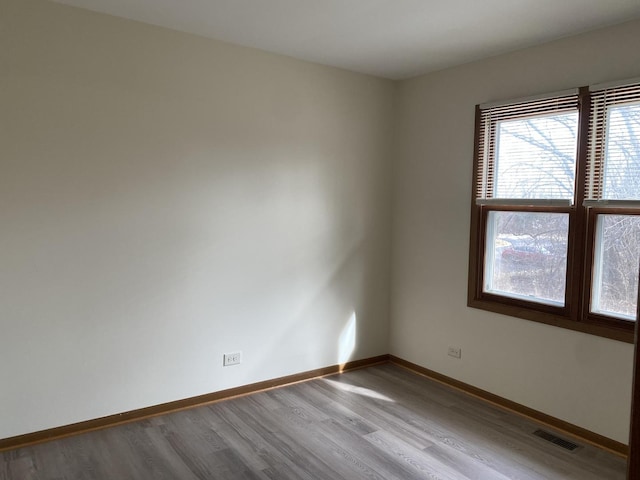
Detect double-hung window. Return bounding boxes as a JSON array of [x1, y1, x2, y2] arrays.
[[469, 80, 640, 342]]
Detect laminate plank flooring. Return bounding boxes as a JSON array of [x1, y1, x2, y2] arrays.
[[0, 364, 627, 479]]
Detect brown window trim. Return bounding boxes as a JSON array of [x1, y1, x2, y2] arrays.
[[468, 87, 636, 344]]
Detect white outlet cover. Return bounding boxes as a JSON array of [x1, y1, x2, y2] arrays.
[[223, 352, 242, 366]]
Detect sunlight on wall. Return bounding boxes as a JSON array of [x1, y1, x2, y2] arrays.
[[338, 312, 357, 368]]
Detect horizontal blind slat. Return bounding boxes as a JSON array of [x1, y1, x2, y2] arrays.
[[586, 83, 640, 201], [476, 92, 579, 202]]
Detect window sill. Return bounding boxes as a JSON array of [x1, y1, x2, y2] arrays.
[[468, 297, 634, 344]]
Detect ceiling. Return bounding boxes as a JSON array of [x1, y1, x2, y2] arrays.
[[51, 0, 640, 79]]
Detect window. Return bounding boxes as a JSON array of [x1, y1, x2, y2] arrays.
[[469, 80, 640, 342]]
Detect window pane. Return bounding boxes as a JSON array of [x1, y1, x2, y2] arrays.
[[484, 211, 569, 306], [494, 111, 578, 200], [603, 102, 640, 200], [591, 214, 640, 320]]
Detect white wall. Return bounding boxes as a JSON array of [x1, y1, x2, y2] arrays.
[[390, 20, 640, 444], [0, 0, 395, 439]]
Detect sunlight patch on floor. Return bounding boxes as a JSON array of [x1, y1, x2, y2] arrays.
[[324, 378, 394, 402]]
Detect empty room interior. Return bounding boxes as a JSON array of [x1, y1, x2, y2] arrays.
[[2, 0, 640, 478]]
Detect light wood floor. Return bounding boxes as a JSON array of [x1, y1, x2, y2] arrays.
[[1, 363, 627, 479]]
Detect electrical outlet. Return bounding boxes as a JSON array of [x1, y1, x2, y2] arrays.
[[223, 351, 242, 366], [448, 346, 462, 359]]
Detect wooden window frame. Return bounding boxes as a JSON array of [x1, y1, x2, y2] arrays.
[[468, 85, 638, 344], [628, 271, 640, 478]]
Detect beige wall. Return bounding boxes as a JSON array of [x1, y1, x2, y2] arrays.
[[390, 19, 640, 444], [0, 0, 394, 439]]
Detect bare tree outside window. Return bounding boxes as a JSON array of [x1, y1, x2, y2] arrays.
[[591, 102, 640, 319], [486, 211, 568, 304], [485, 112, 577, 306], [495, 112, 577, 200], [602, 103, 640, 200]]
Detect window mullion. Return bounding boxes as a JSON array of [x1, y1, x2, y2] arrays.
[[570, 87, 591, 323]]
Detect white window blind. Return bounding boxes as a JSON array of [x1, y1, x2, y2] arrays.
[[476, 92, 580, 204], [587, 80, 640, 205]]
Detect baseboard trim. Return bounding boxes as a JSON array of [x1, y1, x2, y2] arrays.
[[2, 353, 627, 458], [388, 355, 628, 458], [0, 354, 389, 453]]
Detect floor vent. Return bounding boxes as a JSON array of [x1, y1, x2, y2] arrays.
[[532, 429, 580, 451]]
